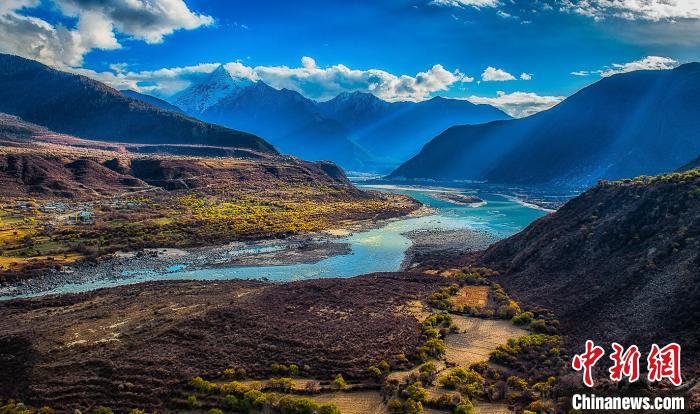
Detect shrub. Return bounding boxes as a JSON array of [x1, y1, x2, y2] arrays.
[[402, 381, 428, 403], [368, 365, 383, 379], [278, 396, 317, 414], [388, 398, 403, 413], [190, 376, 217, 393], [404, 399, 423, 414], [208, 409, 224, 414], [440, 367, 484, 399], [269, 377, 295, 392], [127, 410, 145, 414], [93, 408, 113, 414], [511, 311, 534, 326], [379, 360, 391, 374], [419, 338, 446, 358], [419, 361, 438, 384], [453, 399, 474, 414], [186, 395, 198, 408], [317, 403, 341, 414], [331, 374, 347, 390], [224, 394, 239, 410]]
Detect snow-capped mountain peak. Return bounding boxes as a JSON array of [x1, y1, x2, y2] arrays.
[[173, 65, 254, 114]]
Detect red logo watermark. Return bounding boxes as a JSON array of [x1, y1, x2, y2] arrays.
[[572, 341, 682, 387]]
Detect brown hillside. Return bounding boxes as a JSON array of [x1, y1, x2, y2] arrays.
[[481, 172, 700, 369]]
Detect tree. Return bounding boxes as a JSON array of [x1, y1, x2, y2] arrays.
[[404, 399, 423, 414], [368, 365, 383, 380], [331, 374, 347, 390], [453, 399, 474, 414]]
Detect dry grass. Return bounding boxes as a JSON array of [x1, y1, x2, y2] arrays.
[[310, 391, 387, 414], [449, 285, 490, 309], [473, 401, 513, 414], [444, 315, 527, 366]]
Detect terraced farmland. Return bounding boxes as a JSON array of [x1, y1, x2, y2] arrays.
[[444, 315, 527, 366]]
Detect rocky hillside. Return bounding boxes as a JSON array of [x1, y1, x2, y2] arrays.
[[0, 54, 275, 154], [481, 171, 700, 368], [0, 273, 444, 410], [391, 63, 700, 188]]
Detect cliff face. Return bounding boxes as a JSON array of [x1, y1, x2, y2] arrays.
[[481, 172, 700, 368]]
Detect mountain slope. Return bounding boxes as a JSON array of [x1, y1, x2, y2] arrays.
[[481, 171, 700, 367], [176, 68, 508, 172], [199, 82, 373, 170], [0, 54, 275, 154], [173, 65, 253, 114], [391, 63, 700, 187], [119, 90, 184, 113], [320, 93, 511, 163]]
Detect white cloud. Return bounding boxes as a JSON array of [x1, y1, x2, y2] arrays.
[[481, 66, 516, 81], [74, 63, 220, 96], [570, 56, 679, 78], [520, 72, 532, 80], [467, 91, 565, 118], [599, 55, 678, 76], [0, 0, 212, 68], [429, 0, 500, 8], [85, 57, 472, 102], [560, 0, 700, 21]]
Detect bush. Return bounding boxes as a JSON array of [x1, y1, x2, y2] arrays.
[[368, 365, 383, 379], [278, 396, 317, 414], [317, 404, 341, 414], [402, 381, 428, 403], [419, 361, 438, 384], [208, 409, 224, 414], [224, 394, 239, 410], [511, 311, 534, 326], [440, 367, 484, 399], [404, 399, 423, 414], [190, 376, 217, 393], [388, 398, 403, 413], [331, 374, 347, 390], [453, 399, 474, 414], [93, 408, 113, 414], [186, 395, 198, 408], [269, 377, 295, 392]]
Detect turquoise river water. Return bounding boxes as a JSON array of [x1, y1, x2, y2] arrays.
[[1, 186, 547, 298]]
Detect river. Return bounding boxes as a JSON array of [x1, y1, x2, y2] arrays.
[[1, 186, 547, 299]]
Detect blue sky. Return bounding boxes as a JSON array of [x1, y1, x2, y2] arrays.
[[2, 0, 699, 116]]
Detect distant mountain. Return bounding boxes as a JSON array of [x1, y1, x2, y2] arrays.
[[319, 93, 510, 164], [120, 90, 184, 113], [390, 63, 700, 188], [481, 171, 700, 367], [679, 155, 700, 172], [199, 81, 373, 171], [0, 54, 275, 154], [173, 65, 253, 114], [175, 68, 508, 171]]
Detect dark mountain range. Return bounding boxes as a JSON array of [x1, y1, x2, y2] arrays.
[[390, 63, 700, 188], [0, 54, 275, 154], [481, 171, 700, 367], [319, 93, 510, 164], [119, 90, 184, 113], [199, 81, 373, 171], [174, 67, 508, 172]]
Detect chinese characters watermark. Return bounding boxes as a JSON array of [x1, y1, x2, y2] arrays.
[[572, 341, 682, 387]]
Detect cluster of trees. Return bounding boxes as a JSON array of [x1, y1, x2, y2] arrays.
[[187, 377, 340, 414], [0, 401, 146, 414]]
